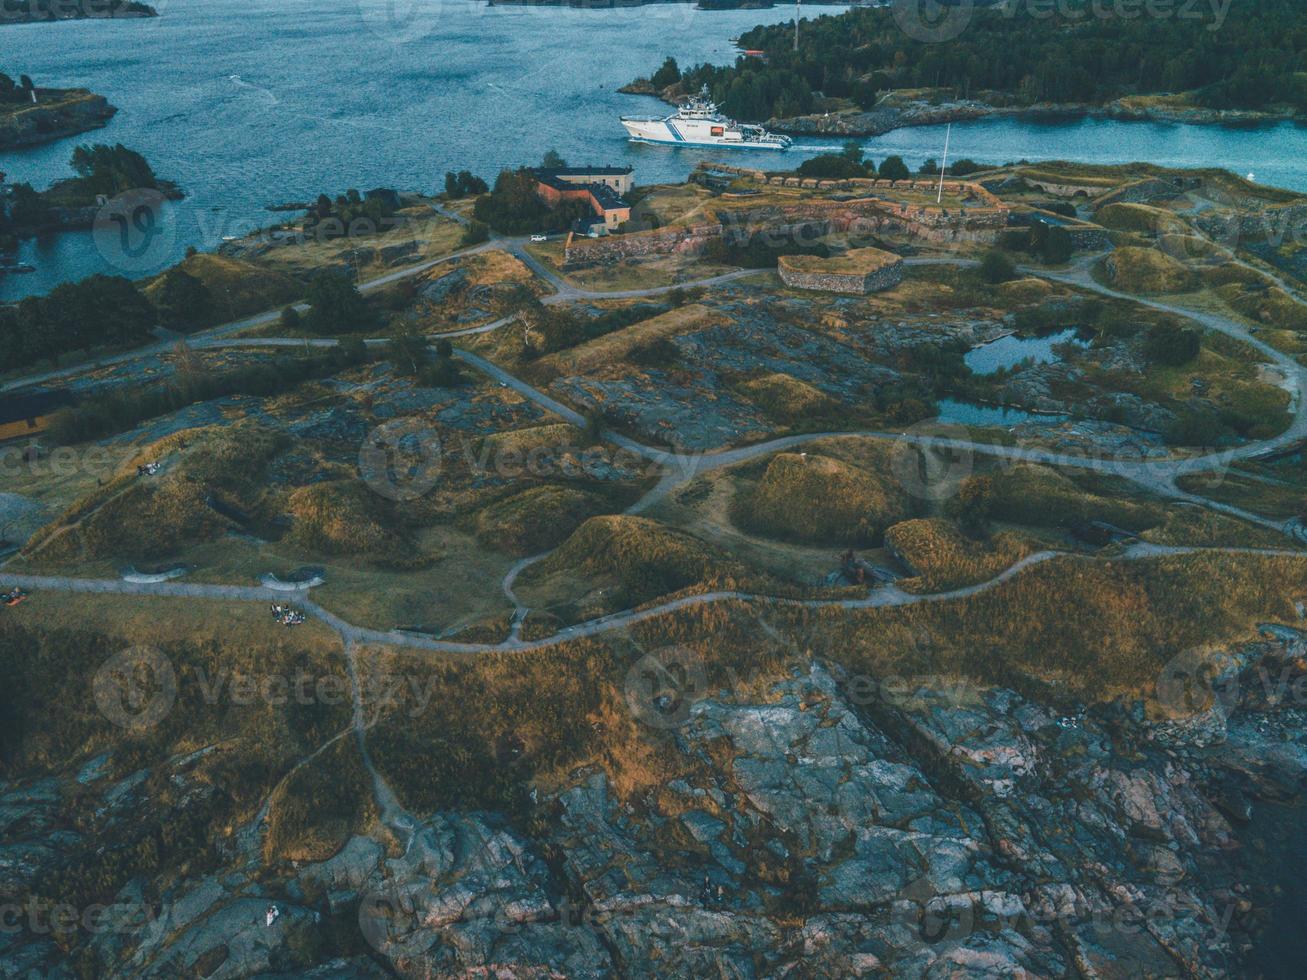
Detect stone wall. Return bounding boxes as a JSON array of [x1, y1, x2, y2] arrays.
[[777, 251, 903, 294]]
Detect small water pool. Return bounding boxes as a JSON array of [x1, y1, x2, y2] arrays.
[[934, 398, 1070, 428], [965, 328, 1089, 376]]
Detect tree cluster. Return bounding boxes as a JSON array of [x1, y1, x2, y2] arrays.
[[471, 169, 591, 236], [0, 275, 155, 371], [662, 0, 1307, 122]]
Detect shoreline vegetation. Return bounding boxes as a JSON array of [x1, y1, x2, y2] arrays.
[[0, 72, 116, 150], [1, 143, 182, 258], [628, 0, 1307, 136], [0, 0, 156, 25]]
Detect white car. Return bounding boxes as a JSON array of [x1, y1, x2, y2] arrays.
[[530, 234, 548, 243]]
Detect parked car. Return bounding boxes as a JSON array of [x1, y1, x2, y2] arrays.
[[530, 234, 548, 243]]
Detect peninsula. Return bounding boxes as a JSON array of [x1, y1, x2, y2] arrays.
[[0, 73, 116, 150]]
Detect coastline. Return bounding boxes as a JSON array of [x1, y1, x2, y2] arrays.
[[621, 82, 1305, 139], [0, 4, 156, 25], [0, 89, 117, 150], [771, 98, 1306, 139]]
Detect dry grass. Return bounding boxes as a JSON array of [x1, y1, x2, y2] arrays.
[[802, 551, 1307, 703], [538, 304, 728, 377], [988, 464, 1168, 532], [1094, 203, 1187, 235], [733, 450, 911, 547], [474, 485, 606, 556], [884, 518, 1036, 592], [144, 253, 301, 322], [1100, 247, 1198, 294], [738, 373, 840, 423]]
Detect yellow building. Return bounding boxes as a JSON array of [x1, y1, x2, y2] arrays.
[[0, 391, 73, 442]]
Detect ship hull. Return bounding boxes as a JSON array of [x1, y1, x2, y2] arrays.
[[621, 117, 789, 150]]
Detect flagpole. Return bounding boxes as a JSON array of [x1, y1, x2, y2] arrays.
[[937, 123, 951, 204]]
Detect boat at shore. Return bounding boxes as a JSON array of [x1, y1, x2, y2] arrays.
[[621, 88, 791, 150]]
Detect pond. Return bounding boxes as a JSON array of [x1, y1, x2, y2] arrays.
[[964, 328, 1090, 376], [934, 397, 1070, 428]]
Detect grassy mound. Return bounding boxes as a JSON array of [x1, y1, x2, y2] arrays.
[[1100, 246, 1197, 294], [286, 480, 428, 568], [811, 551, 1307, 703], [525, 514, 742, 604], [145, 253, 302, 323], [479, 423, 581, 457], [995, 277, 1056, 304], [988, 464, 1167, 531], [1094, 203, 1187, 235], [739, 373, 839, 423], [1216, 282, 1307, 334], [27, 424, 286, 563], [475, 485, 606, 556], [884, 517, 1035, 592], [262, 736, 376, 865], [734, 451, 911, 546]]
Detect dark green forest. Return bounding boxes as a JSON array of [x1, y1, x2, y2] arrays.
[[660, 0, 1307, 122]]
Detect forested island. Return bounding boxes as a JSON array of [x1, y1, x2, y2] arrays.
[[2, 143, 181, 255], [1, 0, 156, 24], [631, 0, 1307, 134]]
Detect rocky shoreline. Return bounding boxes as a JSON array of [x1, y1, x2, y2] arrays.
[[2, 625, 1304, 975], [0, 2, 156, 25], [771, 98, 1304, 139], [0, 89, 116, 150], [620, 82, 1303, 139]]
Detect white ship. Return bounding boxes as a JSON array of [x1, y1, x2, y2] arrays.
[[621, 88, 791, 151]]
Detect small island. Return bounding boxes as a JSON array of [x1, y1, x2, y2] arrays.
[[1, 143, 182, 262], [0, 72, 116, 150], [0, 0, 157, 25]]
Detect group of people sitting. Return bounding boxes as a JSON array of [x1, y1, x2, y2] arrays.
[[270, 603, 305, 627], [1, 588, 27, 607], [136, 462, 161, 477]]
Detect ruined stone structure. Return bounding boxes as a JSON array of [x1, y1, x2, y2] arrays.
[[564, 170, 1012, 265], [777, 247, 903, 294]]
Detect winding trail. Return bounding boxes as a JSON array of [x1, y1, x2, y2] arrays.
[[4, 235, 1307, 652], [2, 542, 1302, 656]]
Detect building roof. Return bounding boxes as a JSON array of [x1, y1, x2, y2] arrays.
[[588, 183, 629, 212], [0, 390, 74, 426]]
